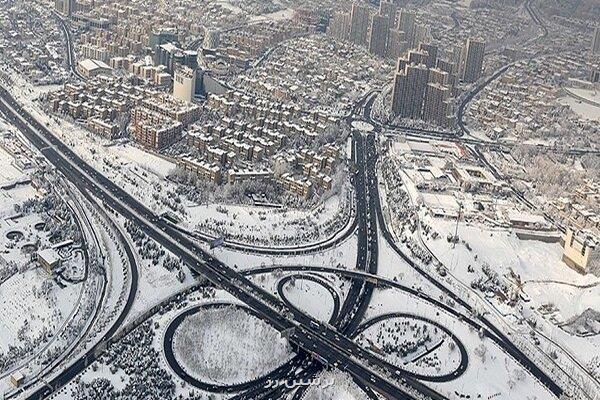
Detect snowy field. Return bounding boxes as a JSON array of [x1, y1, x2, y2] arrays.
[[422, 216, 600, 319], [214, 232, 358, 273], [564, 88, 600, 106], [365, 288, 556, 400], [558, 96, 600, 122], [187, 188, 353, 248], [0, 144, 35, 216], [173, 305, 293, 385], [0, 269, 80, 355], [302, 370, 366, 400], [279, 276, 338, 323], [356, 316, 462, 377]]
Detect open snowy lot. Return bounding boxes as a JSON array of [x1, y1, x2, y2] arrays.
[[559, 96, 600, 122], [365, 288, 556, 400], [0, 269, 80, 357], [302, 370, 366, 400], [355, 315, 462, 377], [173, 305, 293, 385], [187, 188, 353, 248], [279, 276, 337, 323]]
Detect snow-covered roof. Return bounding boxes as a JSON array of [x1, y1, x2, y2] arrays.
[[37, 248, 61, 265], [79, 59, 111, 71], [507, 210, 546, 225]]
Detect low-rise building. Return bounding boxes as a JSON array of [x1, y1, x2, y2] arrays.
[[562, 228, 600, 275], [10, 372, 24, 388], [87, 118, 120, 139], [178, 156, 222, 184], [37, 248, 61, 274], [278, 173, 313, 199], [226, 168, 273, 184], [77, 59, 112, 78]]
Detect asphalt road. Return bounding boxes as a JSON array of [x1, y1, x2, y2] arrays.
[[361, 89, 564, 398], [0, 87, 426, 400], [163, 303, 306, 394], [52, 12, 86, 81]]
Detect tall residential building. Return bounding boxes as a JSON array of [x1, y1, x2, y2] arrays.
[[419, 43, 438, 68], [422, 83, 451, 127], [460, 38, 485, 83], [155, 42, 180, 72], [428, 68, 450, 86], [368, 14, 390, 57], [413, 25, 432, 49], [328, 11, 351, 41], [55, 0, 76, 15], [173, 66, 196, 103], [396, 57, 408, 74], [391, 63, 430, 119], [397, 10, 416, 46], [349, 4, 370, 46], [149, 29, 178, 49], [379, 0, 397, 22], [408, 49, 429, 65], [593, 27, 600, 55], [388, 29, 408, 60], [437, 58, 457, 76], [450, 44, 463, 68]]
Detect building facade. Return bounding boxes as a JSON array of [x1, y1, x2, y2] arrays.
[[173, 66, 196, 103], [368, 14, 390, 57], [593, 27, 600, 55], [349, 4, 369, 46], [460, 38, 485, 84], [391, 63, 430, 119], [563, 229, 600, 275]]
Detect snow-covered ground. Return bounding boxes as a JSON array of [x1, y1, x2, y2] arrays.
[[187, 188, 352, 247], [356, 315, 462, 377], [366, 288, 556, 399], [279, 277, 336, 323], [423, 217, 597, 289], [0, 269, 80, 354], [214, 231, 358, 273], [249, 7, 294, 22], [173, 305, 293, 385], [301, 370, 366, 400], [0, 116, 100, 395], [564, 87, 600, 106], [558, 96, 600, 122]]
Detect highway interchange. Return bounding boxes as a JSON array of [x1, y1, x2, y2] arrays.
[[0, 8, 589, 398], [0, 85, 430, 399], [0, 80, 570, 399]]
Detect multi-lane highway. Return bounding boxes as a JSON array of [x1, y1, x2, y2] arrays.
[[0, 15, 573, 396], [360, 89, 566, 399], [0, 86, 435, 399]]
